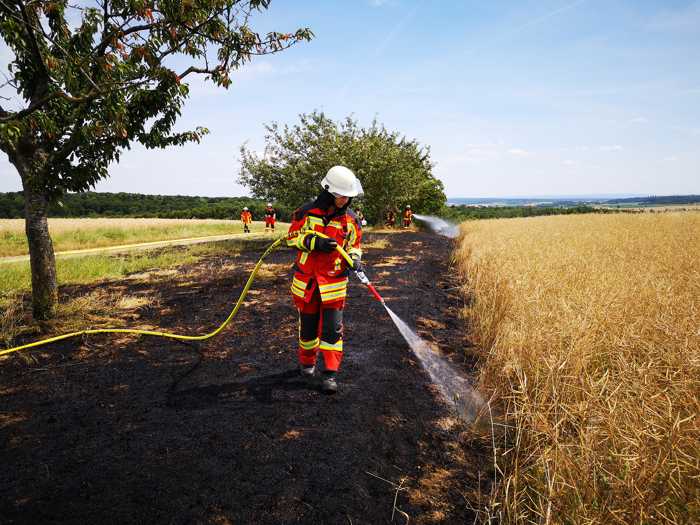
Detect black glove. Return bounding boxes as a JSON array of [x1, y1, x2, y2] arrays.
[[351, 256, 363, 272], [314, 236, 338, 253]]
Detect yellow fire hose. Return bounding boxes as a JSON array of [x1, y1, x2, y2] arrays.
[[0, 234, 360, 358], [0, 236, 288, 357]]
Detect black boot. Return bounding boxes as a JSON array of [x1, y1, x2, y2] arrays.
[[321, 371, 338, 394], [299, 364, 315, 379]]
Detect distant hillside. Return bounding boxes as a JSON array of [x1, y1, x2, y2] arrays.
[[0, 192, 293, 221], [603, 195, 700, 206]]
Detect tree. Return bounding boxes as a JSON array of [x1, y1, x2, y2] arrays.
[[238, 111, 445, 224], [0, 0, 311, 319]]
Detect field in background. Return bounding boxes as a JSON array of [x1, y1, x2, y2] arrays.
[[598, 204, 700, 212], [455, 212, 699, 524], [0, 218, 282, 257]]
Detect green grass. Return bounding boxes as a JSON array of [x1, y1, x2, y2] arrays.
[[0, 219, 285, 257], [0, 238, 282, 297], [0, 238, 286, 346], [0, 251, 197, 296]]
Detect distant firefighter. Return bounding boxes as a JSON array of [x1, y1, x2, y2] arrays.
[[264, 202, 276, 232], [402, 205, 413, 228], [385, 209, 396, 228], [240, 207, 253, 233]]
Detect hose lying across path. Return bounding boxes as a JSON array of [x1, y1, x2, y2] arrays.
[[0, 236, 286, 358]]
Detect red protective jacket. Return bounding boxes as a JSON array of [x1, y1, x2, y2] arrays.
[[287, 198, 362, 306]]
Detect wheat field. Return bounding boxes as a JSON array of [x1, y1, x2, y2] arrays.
[[455, 212, 699, 524]]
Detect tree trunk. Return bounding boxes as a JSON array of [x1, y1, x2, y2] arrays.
[[14, 157, 58, 320]]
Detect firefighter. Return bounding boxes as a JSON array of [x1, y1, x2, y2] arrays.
[[402, 205, 413, 228], [287, 165, 363, 394], [264, 202, 276, 232], [240, 206, 252, 233], [385, 209, 396, 228]]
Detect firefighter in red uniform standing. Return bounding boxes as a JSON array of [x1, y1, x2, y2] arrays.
[[240, 207, 252, 233], [402, 205, 413, 228], [287, 166, 363, 394], [264, 202, 276, 232]]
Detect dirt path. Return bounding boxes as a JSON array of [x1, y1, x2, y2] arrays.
[[0, 231, 276, 265], [0, 231, 489, 524]]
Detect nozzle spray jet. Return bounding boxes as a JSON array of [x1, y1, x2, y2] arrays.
[[335, 244, 484, 422], [412, 214, 460, 238]]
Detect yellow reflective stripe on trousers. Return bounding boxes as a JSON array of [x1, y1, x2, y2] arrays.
[[320, 290, 347, 302], [318, 279, 348, 292], [299, 337, 320, 350], [319, 282, 346, 293], [319, 340, 343, 352]]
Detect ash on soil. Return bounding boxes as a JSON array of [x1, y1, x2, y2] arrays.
[[0, 231, 490, 524]]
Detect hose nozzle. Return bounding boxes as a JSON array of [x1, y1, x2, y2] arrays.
[[336, 245, 385, 304], [355, 270, 370, 285]]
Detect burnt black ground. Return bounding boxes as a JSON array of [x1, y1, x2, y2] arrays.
[[0, 231, 490, 524]]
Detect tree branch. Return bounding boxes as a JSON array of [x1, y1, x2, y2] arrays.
[[16, 0, 51, 97], [0, 0, 101, 92], [0, 89, 101, 122]]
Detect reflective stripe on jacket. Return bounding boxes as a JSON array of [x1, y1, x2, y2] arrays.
[[287, 200, 362, 304]]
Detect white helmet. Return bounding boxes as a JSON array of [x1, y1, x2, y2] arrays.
[[406, 204, 411, 209], [266, 202, 272, 207], [321, 166, 363, 197], [243, 207, 248, 211]]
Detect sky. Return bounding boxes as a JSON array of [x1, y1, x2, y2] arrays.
[[1, 0, 699, 198]]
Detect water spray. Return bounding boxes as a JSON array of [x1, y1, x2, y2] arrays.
[[412, 214, 460, 238], [336, 245, 483, 422]]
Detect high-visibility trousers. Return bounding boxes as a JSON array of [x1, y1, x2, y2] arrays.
[[295, 287, 344, 372], [265, 217, 276, 228]]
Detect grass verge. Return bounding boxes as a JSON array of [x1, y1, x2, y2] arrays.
[[0, 238, 277, 346]]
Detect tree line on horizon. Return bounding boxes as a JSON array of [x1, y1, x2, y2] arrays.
[[1, 190, 618, 223], [0, 191, 294, 221]]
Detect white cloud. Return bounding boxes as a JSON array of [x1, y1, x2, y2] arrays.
[[508, 148, 533, 157], [664, 156, 679, 162], [563, 160, 576, 166], [629, 117, 648, 124], [599, 145, 623, 152], [368, 0, 394, 6]]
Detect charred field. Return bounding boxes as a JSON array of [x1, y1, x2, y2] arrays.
[[0, 231, 490, 525]]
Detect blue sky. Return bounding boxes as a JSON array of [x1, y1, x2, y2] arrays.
[[1, 0, 699, 198]]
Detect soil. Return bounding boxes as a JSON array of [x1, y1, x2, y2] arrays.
[[0, 231, 491, 524]]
